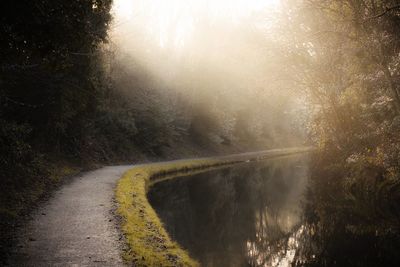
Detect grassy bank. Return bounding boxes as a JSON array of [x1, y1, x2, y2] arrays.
[[115, 147, 313, 266]]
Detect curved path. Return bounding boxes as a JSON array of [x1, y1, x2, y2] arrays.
[[8, 166, 132, 267], [7, 147, 314, 266]]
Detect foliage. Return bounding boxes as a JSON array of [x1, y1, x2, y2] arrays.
[[278, 1, 400, 265], [0, 0, 113, 242]]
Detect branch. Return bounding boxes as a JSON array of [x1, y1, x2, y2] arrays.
[[3, 96, 46, 108], [365, 5, 400, 20], [307, 30, 356, 41], [1, 64, 39, 71], [70, 52, 91, 56]]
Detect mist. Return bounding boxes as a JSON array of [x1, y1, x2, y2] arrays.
[[107, 0, 308, 151]]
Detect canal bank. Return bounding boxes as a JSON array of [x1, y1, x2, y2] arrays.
[[115, 147, 313, 266]]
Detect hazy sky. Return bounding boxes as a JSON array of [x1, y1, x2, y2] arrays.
[[111, 0, 281, 48]]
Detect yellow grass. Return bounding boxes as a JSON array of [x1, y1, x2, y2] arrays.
[[115, 147, 313, 266]]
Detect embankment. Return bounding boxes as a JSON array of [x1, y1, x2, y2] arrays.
[[115, 147, 313, 266]]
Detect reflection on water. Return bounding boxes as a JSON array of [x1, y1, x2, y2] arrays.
[[148, 157, 308, 266], [149, 155, 400, 266]]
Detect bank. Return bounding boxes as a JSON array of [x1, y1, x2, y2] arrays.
[[115, 147, 313, 266]]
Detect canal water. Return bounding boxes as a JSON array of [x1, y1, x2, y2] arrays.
[[148, 156, 308, 266], [148, 155, 400, 266]]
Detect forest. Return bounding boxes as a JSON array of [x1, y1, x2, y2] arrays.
[[1, 0, 400, 266]]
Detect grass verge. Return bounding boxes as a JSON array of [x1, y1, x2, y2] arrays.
[[115, 147, 313, 266]]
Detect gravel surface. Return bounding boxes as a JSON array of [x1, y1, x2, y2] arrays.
[[7, 166, 132, 267]]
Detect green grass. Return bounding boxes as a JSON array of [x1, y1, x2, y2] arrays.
[[115, 147, 314, 266]]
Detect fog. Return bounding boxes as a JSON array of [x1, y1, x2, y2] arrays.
[[107, 0, 308, 149]]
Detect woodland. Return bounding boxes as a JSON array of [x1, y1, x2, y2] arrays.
[[1, 0, 400, 265]]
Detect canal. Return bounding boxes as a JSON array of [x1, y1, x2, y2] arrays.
[[149, 154, 400, 266], [148, 156, 308, 266]]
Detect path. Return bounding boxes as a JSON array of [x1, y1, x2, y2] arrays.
[[7, 147, 314, 266], [8, 166, 132, 267]]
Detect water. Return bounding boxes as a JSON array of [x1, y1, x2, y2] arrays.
[[148, 156, 400, 266], [148, 156, 308, 266]]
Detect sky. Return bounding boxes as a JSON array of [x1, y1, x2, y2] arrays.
[[111, 0, 281, 48]]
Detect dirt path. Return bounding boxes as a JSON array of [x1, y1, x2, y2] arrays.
[[7, 166, 132, 267]]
